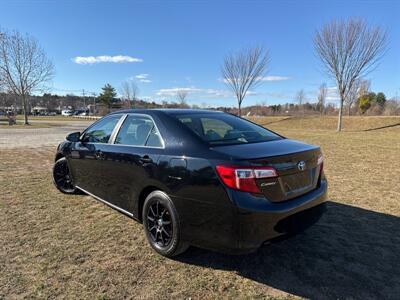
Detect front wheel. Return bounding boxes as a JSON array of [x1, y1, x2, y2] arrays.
[[52, 157, 78, 194], [142, 191, 188, 257]]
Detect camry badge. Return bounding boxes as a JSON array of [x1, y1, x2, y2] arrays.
[[297, 161, 306, 171], [260, 182, 276, 187]]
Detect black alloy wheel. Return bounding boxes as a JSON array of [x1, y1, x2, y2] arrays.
[[142, 191, 188, 257], [147, 200, 173, 247], [52, 157, 77, 194]]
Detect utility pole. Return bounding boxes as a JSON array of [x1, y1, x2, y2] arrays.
[[92, 92, 96, 116], [82, 89, 86, 110]]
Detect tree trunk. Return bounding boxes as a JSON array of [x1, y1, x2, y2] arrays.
[[238, 102, 242, 116], [22, 94, 29, 125], [348, 104, 352, 116], [337, 97, 344, 132]]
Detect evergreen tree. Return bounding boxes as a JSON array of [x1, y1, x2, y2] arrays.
[[375, 92, 386, 108], [98, 84, 117, 108]]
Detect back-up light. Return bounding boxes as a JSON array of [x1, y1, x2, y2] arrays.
[[216, 165, 278, 193], [317, 154, 324, 173]]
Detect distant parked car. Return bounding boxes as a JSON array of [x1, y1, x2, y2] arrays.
[[78, 110, 89, 116], [73, 110, 88, 116], [53, 109, 327, 257], [61, 110, 74, 116]]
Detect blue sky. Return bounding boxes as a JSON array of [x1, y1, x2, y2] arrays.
[[0, 0, 399, 107]]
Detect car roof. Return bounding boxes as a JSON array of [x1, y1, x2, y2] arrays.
[[110, 108, 224, 116]]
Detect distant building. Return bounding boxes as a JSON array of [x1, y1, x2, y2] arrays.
[[32, 106, 48, 115]]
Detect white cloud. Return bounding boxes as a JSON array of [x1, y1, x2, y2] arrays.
[[156, 87, 202, 96], [221, 75, 291, 84], [73, 55, 143, 64], [135, 74, 149, 79], [132, 74, 152, 83], [259, 76, 291, 81], [155, 86, 258, 98]]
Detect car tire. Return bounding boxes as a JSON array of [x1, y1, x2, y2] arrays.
[[52, 157, 78, 194], [142, 190, 189, 257]]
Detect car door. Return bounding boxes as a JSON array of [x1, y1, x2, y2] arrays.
[[101, 113, 165, 213], [68, 114, 124, 200]]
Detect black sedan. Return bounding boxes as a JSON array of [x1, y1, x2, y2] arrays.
[[53, 109, 327, 257]]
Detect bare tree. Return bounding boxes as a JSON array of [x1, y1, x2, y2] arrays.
[[317, 83, 327, 115], [120, 80, 139, 108], [296, 89, 306, 113], [358, 79, 371, 98], [314, 18, 387, 131], [345, 79, 361, 116], [222, 46, 270, 116], [176, 90, 188, 108], [0, 30, 54, 125], [0, 32, 3, 91]]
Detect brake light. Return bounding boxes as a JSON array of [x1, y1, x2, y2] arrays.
[[317, 154, 324, 173], [216, 165, 278, 193]]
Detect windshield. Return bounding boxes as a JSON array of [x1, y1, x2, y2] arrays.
[[171, 112, 282, 146]]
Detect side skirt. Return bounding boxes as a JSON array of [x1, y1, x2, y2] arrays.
[[76, 185, 135, 218]]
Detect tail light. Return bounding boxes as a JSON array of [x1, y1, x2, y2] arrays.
[[216, 165, 278, 193], [317, 154, 324, 173]]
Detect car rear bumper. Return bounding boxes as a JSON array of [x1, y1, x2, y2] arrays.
[[176, 180, 328, 254], [229, 179, 328, 253]]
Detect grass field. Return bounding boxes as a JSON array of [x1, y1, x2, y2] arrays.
[[0, 116, 399, 299]]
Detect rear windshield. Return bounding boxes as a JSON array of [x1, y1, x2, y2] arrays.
[[171, 112, 282, 146]]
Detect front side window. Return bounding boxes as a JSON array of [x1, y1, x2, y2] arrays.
[[82, 114, 121, 143], [172, 113, 282, 146], [114, 115, 163, 147]]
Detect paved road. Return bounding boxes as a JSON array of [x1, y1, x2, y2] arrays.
[[0, 121, 93, 149]]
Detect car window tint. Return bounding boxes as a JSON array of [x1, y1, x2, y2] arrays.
[[115, 115, 163, 147], [177, 117, 203, 137], [174, 113, 282, 146], [82, 115, 121, 143], [201, 118, 233, 141]]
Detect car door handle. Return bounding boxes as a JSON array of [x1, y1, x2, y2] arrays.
[[95, 150, 105, 160], [139, 155, 153, 164]]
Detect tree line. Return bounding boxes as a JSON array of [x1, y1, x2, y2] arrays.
[[2, 81, 398, 117]]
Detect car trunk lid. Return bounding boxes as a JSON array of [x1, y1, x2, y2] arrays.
[[212, 139, 322, 202]]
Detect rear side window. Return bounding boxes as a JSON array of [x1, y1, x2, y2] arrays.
[[173, 113, 281, 146], [114, 115, 163, 147], [82, 114, 121, 143]]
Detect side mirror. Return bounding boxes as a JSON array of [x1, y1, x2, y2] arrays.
[[66, 131, 81, 142]]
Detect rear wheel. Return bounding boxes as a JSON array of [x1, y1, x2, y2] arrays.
[[142, 191, 188, 257], [52, 157, 77, 194]]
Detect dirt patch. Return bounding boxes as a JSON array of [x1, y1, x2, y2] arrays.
[[0, 121, 92, 149]]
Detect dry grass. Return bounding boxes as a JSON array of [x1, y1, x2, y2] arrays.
[[0, 116, 399, 299], [0, 116, 88, 128], [13, 116, 85, 122]]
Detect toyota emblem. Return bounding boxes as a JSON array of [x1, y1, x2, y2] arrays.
[[297, 161, 306, 171]]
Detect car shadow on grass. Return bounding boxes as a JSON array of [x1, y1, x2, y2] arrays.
[[176, 201, 400, 299]]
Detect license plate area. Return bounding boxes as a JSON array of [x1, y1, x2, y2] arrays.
[[282, 170, 313, 197]]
